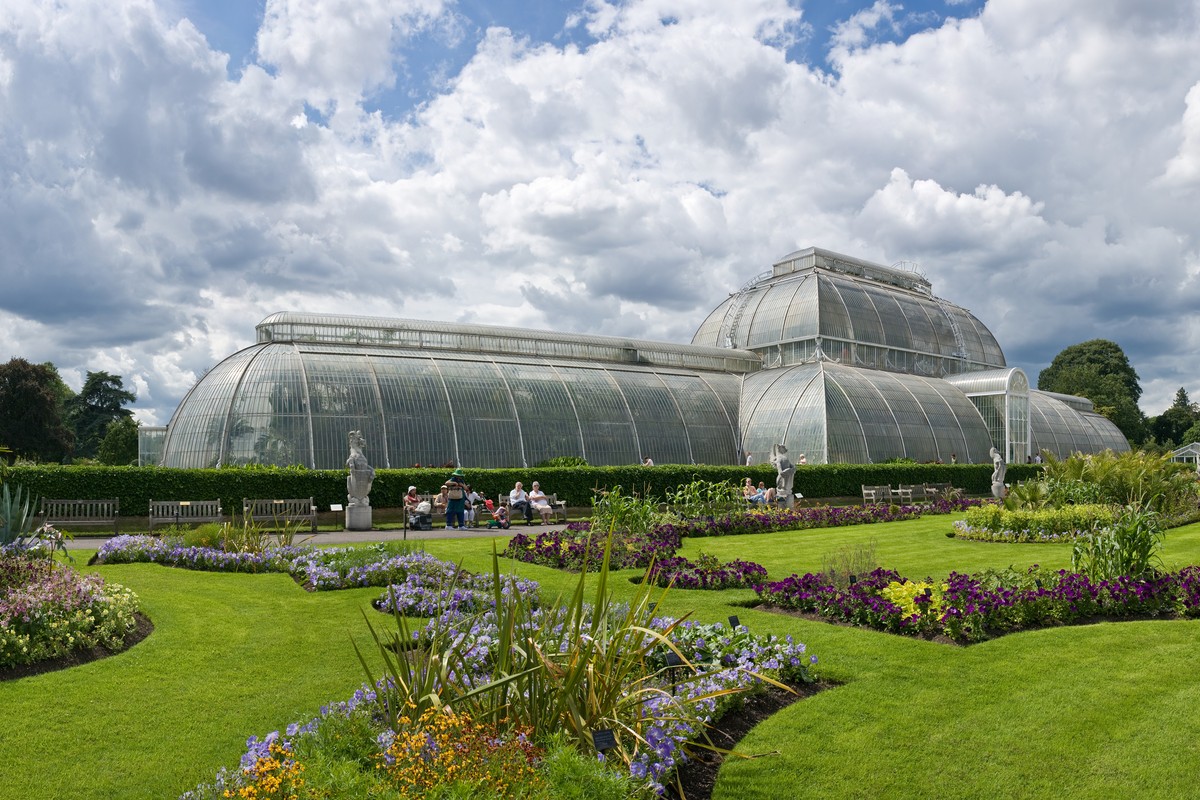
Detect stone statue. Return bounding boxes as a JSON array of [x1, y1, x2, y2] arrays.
[[346, 430, 375, 530], [990, 447, 1006, 499], [770, 443, 796, 509]]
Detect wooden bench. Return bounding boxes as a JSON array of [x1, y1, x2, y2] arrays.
[[861, 485, 892, 505], [148, 500, 224, 532], [923, 482, 959, 500], [894, 484, 924, 503], [242, 498, 318, 532], [40, 498, 120, 534]]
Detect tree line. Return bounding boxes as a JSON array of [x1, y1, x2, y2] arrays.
[[0, 358, 138, 466]]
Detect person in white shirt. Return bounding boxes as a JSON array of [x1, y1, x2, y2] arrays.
[[509, 481, 533, 525], [642, 455, 654, 466], [528, 481, 554, 524], [745, 452, 753, 466]]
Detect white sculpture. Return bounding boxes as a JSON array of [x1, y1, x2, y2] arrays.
[[770, 443, 796, 509], [990, 447, 1006, 499], [346, 430, 375, 507]]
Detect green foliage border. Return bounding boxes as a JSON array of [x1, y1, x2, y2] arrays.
[[1, 462, 1041, 517]]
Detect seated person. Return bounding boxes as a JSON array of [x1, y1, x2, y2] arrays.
[[528, 481, 554, 524], [509, 481, 533, 525], [433, 484, 450, 519], [488, 502, 510, 529], [403, 486, 421, 515], [743, 477, 766, 504], [757, 481, 776, 504]]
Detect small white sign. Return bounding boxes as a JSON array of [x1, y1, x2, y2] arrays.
[[329, 503, 344, 512]]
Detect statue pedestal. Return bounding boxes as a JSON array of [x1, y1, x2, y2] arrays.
[[345, 504, 373, 531]]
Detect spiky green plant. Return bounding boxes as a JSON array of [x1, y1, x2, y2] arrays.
[[0, 482, 37, 547]]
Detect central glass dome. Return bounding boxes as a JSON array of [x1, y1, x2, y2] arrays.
[[692, 247, 1006, 377]]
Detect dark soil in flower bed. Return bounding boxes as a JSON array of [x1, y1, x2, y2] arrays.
[[668, 680, 833, 800], [0, 612, 154, 682]]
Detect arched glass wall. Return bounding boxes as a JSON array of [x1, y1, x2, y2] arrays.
[[160, 342, 742, 469], [738, 363, 994, 465], [1028, 391, 1130, 458]]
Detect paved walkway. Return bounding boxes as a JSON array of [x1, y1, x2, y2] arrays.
[[62, 524, 543, 550]]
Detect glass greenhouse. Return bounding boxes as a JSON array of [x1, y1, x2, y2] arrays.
[[159, 314, 750, 469], [158, 247, 1129, 469]]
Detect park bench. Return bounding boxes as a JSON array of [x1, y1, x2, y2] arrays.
[[148, 499, 224, 532], [894, 484, 924, 503], [922, 482, 960, 500], [40, 498, 120, 534], [499, 492, 566, 525], [861, 485, 893, 505], [242, 497, 318, 532]]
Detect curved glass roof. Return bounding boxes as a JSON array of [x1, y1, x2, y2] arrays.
[[1029, 390, 1130, 458], [692, 247, 1005, 374], [738, 362, 995, 465], [258, 312, 761, 373], [160, 340, 743, 469]]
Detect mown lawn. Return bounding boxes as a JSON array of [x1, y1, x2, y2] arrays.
[[4, 514, 1200, 798]]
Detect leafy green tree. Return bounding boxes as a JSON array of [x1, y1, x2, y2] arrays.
[[97, 416, 140, 465], [1037, 340, 1148, 444], [66, 371, 136, 460], [0, 358, 75, 463], [1179, 421, 1200, 448], [1149, 387, 1199, 447]]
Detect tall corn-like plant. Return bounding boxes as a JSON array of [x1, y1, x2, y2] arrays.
[[1071, 504, 1164, 581], [666, 477, 744, 519], [590, 485, 662, 535]]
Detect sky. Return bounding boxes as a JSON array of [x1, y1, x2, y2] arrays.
[[1, 0, 1198, 429]]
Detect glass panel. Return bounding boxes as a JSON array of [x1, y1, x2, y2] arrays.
[[609, 371, 692, 464], [435, 360, 521, 468], [556, 366, 640, 466], [374, 355, 455, 468], [507, 361, 585, 465]]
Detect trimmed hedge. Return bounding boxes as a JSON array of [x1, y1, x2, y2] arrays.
[[2, 462, 1042, 517]]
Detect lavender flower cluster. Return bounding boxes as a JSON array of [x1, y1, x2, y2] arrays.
[[375, 569, 540, 617], [95, 535, 306, 573], [645, 555, 768, 590], [757, 565, 1200, 643]]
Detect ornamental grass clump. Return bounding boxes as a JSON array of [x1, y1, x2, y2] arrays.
[[357, 538, 813, 796]]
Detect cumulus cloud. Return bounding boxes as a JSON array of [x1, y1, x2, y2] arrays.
[[1, 0, 1199, 429]]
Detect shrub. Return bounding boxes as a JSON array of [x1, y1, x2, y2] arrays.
[[954, 504, 1116, 542]]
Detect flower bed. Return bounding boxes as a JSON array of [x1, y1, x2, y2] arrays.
[[755, 565, 1200, 644], [951, 504, 1117, 543], [645, 554, 768, 590], [1, 556, 140, 669], [501, 526, 680, 571], [506, 498, 981, 574], [183, 551, 817, 799]]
